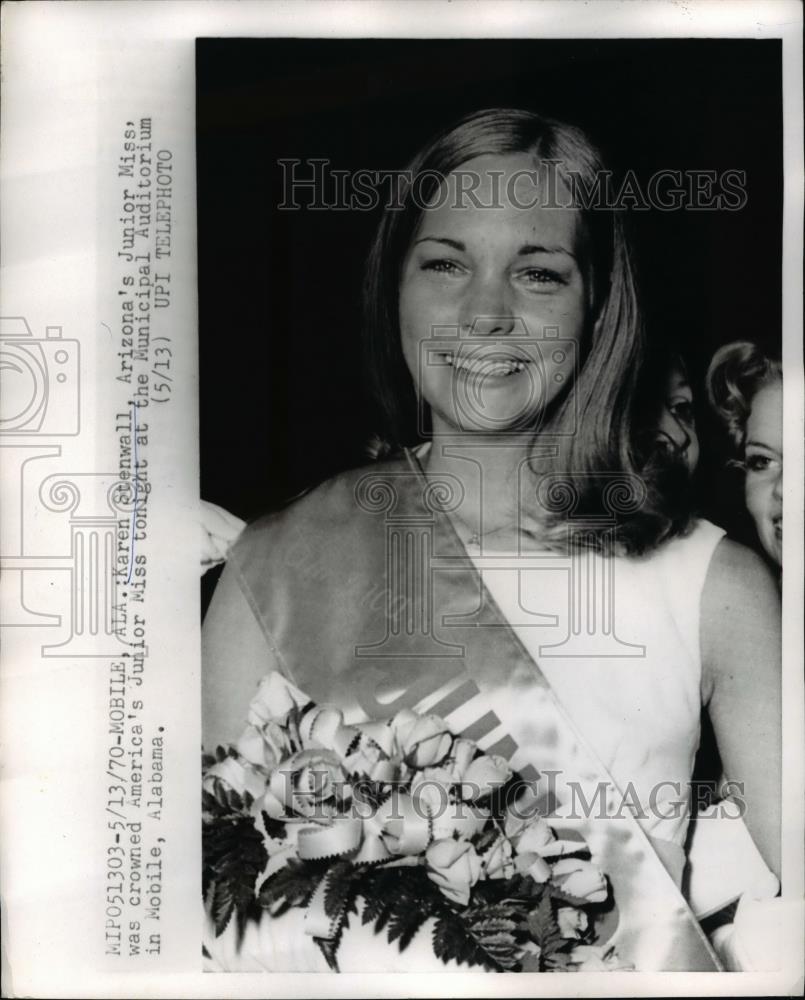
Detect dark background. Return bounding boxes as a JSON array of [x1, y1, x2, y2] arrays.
[[196, 38, 782, 540]]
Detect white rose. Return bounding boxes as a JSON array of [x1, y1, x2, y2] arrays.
[[252, 784, 287, 820], [247, 671, 307, 727], [442, 738, 476, 780], [481, 836, 515, 880], [356, 720, 395, 757], [409, 769, 451, 818], [255, 720, 294, 763], [514, 851, 551, 884], [433, 801, 490, 842], [551, 857, 608, 903], [389, 708, 418, 747], [556, 906, 589, 940], [459, 753, 512, 801], [367, 792, 432, 857], [409, 770, 488, 840], [235, 724, 278, 770], [426, 838, 483, 906], [267, 748, 350, 819], [298, 705, 346, 751], [503, 788, 553, 838], [508, 814, 556, 854], [343, 732, 396, 782], [392, 713, 453, 769]]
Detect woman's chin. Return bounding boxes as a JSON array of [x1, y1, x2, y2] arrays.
[[430, 399, 544, 437], [437, 414, 538, 437], [760, 524, 782, 568]]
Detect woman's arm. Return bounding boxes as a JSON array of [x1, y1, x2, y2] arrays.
[[202, 559, 282, 753], [700, 537, 782, 879]]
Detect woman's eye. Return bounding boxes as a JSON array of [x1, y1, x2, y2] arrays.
[[669, 400, 694, 425], [420, 258, 465, 276], [518, 267, 565, 287], [744, 452, 780, 474]]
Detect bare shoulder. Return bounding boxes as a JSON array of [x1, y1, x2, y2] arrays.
[[703, 536, 780, 611], [700, 537, 781, 699]]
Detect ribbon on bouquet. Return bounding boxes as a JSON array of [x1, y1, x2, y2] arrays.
[[299, 793, 434, 943], [254, 686, 468, 794], [295, 791, 433, 863]]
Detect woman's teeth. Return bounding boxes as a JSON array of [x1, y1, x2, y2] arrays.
[[442, 352, 526, 376]]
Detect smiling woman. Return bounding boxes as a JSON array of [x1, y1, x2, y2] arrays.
[[706, 341, 783, 568], [399, 154, 587, 434], [201, 108, 781, 973], [362, 109, 679, 555]]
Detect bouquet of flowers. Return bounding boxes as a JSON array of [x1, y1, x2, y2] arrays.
[[202, 672, 628, 972]]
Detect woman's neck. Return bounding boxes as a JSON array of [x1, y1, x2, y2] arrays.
[[419, 428, 550, 545]]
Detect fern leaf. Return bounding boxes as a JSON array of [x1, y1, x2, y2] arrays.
[[203, 813, 268, 940], [258, 857, 330, 911], [386, 894, 432, 950], [323, 860, 355, 919], [315, 936, 341, 972], [210, 877, 235, 937], [432, 911, 499, 971], [361, 889, 390, 928], [527, 894, 564, 967]]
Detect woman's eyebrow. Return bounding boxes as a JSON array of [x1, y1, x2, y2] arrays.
[[518, 243, 577, 260], [745, 440, 781, 452], [413, 237, 577, 260], [414, 236, 466, 251]]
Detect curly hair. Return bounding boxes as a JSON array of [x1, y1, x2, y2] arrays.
[[705, 341, 782, 454]]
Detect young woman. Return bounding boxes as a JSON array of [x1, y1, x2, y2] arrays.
[[706, 342, 783, 568], [202, 109, 781, 970]]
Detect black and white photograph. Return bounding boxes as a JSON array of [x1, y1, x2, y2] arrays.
[[1, 2, 803, 997], [198, 34, 789, 975]]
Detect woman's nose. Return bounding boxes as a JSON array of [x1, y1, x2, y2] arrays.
[[460, 277, 515, 337], [772, 468, 783, 500]]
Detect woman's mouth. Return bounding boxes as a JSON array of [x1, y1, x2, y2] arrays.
[[440, 351, 527, 377], [773, 517, 782, 540]]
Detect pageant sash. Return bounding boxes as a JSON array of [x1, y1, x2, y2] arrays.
[[229, 455, 721, 971]]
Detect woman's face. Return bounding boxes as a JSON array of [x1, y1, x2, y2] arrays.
[[655, 363, 699, 474], [399, 153, 588, 436], [743, 379, 783, 566]]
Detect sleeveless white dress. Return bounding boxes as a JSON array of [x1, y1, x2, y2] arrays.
[[463, 518, 726, 887], [202, 434, 741, 971], [204, 517, 730, 972]]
